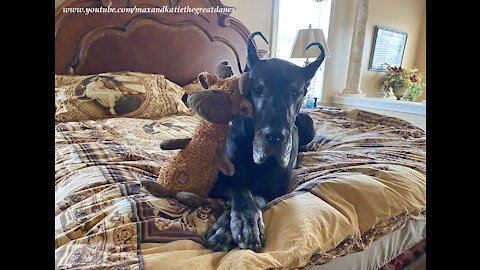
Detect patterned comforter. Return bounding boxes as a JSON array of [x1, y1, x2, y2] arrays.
[[55, 108, 426, 269]]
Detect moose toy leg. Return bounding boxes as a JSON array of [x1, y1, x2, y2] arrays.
[[140, 180, 172, 198], [160, 138, 192, 150]]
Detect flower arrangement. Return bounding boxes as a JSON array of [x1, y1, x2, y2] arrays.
[[381, 63, 426, 101]]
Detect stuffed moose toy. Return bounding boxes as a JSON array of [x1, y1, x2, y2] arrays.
[[141, 61, 253, 207]]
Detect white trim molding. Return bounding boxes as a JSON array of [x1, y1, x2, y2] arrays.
[[270, 0, 280, 58], [331, 95, 426, 115]]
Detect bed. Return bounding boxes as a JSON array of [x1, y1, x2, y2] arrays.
[[55, 0, 426, 269]]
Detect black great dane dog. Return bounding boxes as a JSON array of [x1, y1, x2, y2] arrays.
[[205, 31, 326, 252]]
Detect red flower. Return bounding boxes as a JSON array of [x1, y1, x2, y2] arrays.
[[391, 66, 403, 73]]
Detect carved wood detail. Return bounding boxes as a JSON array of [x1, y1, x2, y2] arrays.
[[55, 0, 250, 86]]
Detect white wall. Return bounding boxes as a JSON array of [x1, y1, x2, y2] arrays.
[[222, 0, 273, 52]]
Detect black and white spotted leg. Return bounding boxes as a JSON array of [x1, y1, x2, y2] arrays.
[[205, 212, 236, 252]]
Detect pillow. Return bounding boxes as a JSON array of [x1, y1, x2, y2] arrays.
[[182, 78, 204, 94], [55, 72, 190, 123]]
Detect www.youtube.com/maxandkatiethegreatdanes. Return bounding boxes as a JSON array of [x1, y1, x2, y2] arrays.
[[62, 4, 236, 16]]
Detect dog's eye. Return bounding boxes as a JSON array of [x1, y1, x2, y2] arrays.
[[291, 89, 302, 98]]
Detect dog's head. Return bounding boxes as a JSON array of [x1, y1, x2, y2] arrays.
[[243, 32, 325, 168]]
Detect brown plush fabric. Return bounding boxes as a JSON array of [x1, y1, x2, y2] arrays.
[[158, 122, 230, 198], [156, 73, 252, 198]]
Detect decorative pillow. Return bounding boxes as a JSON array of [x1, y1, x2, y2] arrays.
[[182, 78, 204, 94], [55, 72, 190, 123]]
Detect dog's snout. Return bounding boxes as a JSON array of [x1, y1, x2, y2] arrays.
[[262, 127, 288, 143]]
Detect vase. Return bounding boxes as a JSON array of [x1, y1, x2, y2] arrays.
[[381, 87, 396, 100], [394, 87, 410, 100]]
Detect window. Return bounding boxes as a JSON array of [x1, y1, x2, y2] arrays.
[[368, 26, 408, 72], [272, 0, 332, 100]]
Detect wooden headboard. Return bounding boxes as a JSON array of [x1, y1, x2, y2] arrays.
[[55, 0, 251, 86]]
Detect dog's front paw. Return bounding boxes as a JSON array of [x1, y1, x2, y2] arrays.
[[205, 212, 236, 252], [230, 207, 265, 252]]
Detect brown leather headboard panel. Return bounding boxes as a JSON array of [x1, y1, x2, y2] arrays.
[[55, 0, 250, 86]]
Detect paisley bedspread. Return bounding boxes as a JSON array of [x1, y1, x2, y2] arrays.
[[55, 109, 426, 269]]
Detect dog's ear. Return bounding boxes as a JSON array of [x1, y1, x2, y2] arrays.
[[245, 31, 269, 72], [187, 90, 235, 124], [238, 72, 250, 96], [303, 61, 322, 83], [302, 42, 325, 83]]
